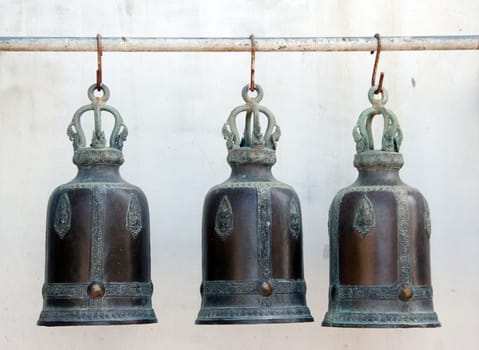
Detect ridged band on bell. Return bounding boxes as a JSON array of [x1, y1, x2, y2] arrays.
[[322, 86, 439, 328], [196, 84, 313, 324], [38, 84, 156, 326]]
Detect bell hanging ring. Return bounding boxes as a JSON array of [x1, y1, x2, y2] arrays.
[[38, 84, 157, 326], [196, 84, 313, 324], [322, 86, 440, 328]]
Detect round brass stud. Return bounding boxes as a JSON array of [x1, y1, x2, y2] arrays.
[[398, 284, 413, 302], [258, 280, 273, 296], [87, 281, 105, 298]]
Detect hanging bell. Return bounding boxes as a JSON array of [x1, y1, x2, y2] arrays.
[[322, 86, 440, 328], [196, 85, 313, 324], [38, 84, 156, 326]]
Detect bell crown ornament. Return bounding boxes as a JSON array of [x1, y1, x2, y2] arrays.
[[353, 87, 402, 152], [352, 87, 405, 175], [38, 84, 156, 326], [67, 84, 128, 166], [223, 85, 280, 146], [196, 84, 313, 324], [322, 86, 440, 328], [221, 84, 281, 169]]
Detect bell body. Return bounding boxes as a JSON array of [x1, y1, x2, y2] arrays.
[[196, 84, 312, 324], [38, 149, 156, 326], [196, 148, 313, 324], [323, 152, 439, 327], [322, 87, 439, 328], [38, 85, 156, 326]]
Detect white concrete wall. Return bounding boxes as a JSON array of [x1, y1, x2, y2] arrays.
[[0, 1, 478, 349]]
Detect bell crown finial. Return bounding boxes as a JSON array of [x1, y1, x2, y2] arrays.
[[67, 84, 128, 152], [222, 84, 281, 151], [353, 86, 403, 154]]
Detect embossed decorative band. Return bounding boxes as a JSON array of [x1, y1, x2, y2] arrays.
[[337, 285, 433, 300], [90, 186, 106, 283], [73, 148, 125, 166], [396, 188, 411, 284], [354, 152, 404, 169], [227, 148, 277, 166], [257, 185, 272, 280], [202, 279, 306, 296], [55, 182, 141, 192], [323, 311, 439, 327], [38, 309, 156, 324], [42, 282, 154, 298], [197, 306, 313, 320], [208, 181, 293, 193]]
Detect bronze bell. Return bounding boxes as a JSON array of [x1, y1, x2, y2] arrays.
[[196, 85, 313, 324], [38, 84, 156, 326], [322, 86, 440, 328]]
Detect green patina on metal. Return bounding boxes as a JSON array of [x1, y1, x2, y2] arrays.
[[197, 84, 312, 324], [39, 84, 156, 326], [67, 84, 128, 152], [353, 87, 403, 153], [322, 85, 439, 328]]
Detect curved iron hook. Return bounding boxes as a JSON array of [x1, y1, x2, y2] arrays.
[[371, 33, 384, 94], [249, 34, 256, 92], [96, 34, 103, 91]]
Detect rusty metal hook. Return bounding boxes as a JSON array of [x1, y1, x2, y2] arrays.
[[249, 34, 256, 92], [96, 34, 102, 91], [371, 33, 384, 94]]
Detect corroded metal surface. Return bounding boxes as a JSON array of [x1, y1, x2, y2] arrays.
[[38, 84, 156, 326], [196, 84, 313, 324], [322, 86, 440, 328]]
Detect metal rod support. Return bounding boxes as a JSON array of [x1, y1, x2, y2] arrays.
[[0, 36, 478, 52]]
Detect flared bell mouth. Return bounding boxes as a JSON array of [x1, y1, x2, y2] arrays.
[[38, 281, 156, 326], [227, 147, 276, 166], [354, 151, 404, 170], [322, 311, 440, 328], [196, 307, 314, 325], [73, 148, 124, 167], [195, 279, 313, 325], [38, 308, 157, 326]]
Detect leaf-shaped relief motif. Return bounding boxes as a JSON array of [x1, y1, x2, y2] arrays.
[[424, 198, 431, 238], [54, 193, 71, 239], [214, 195, 234, 241], [289, 198, 301, 239], [126, 194, 142, 239], [352, 194, 375, 238], [222, 123, 235, 150]]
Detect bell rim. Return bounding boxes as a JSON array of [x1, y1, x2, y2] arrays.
[[321, 312, 440, 328], [321, 321, 441, 328], [195, 316, 314, 325], [195, 305, 314, 325], [37, 318, 158, 327], [37, 308, 157, 327]]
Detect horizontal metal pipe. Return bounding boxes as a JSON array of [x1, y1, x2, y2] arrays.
[[0, 36, 478, 52]]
